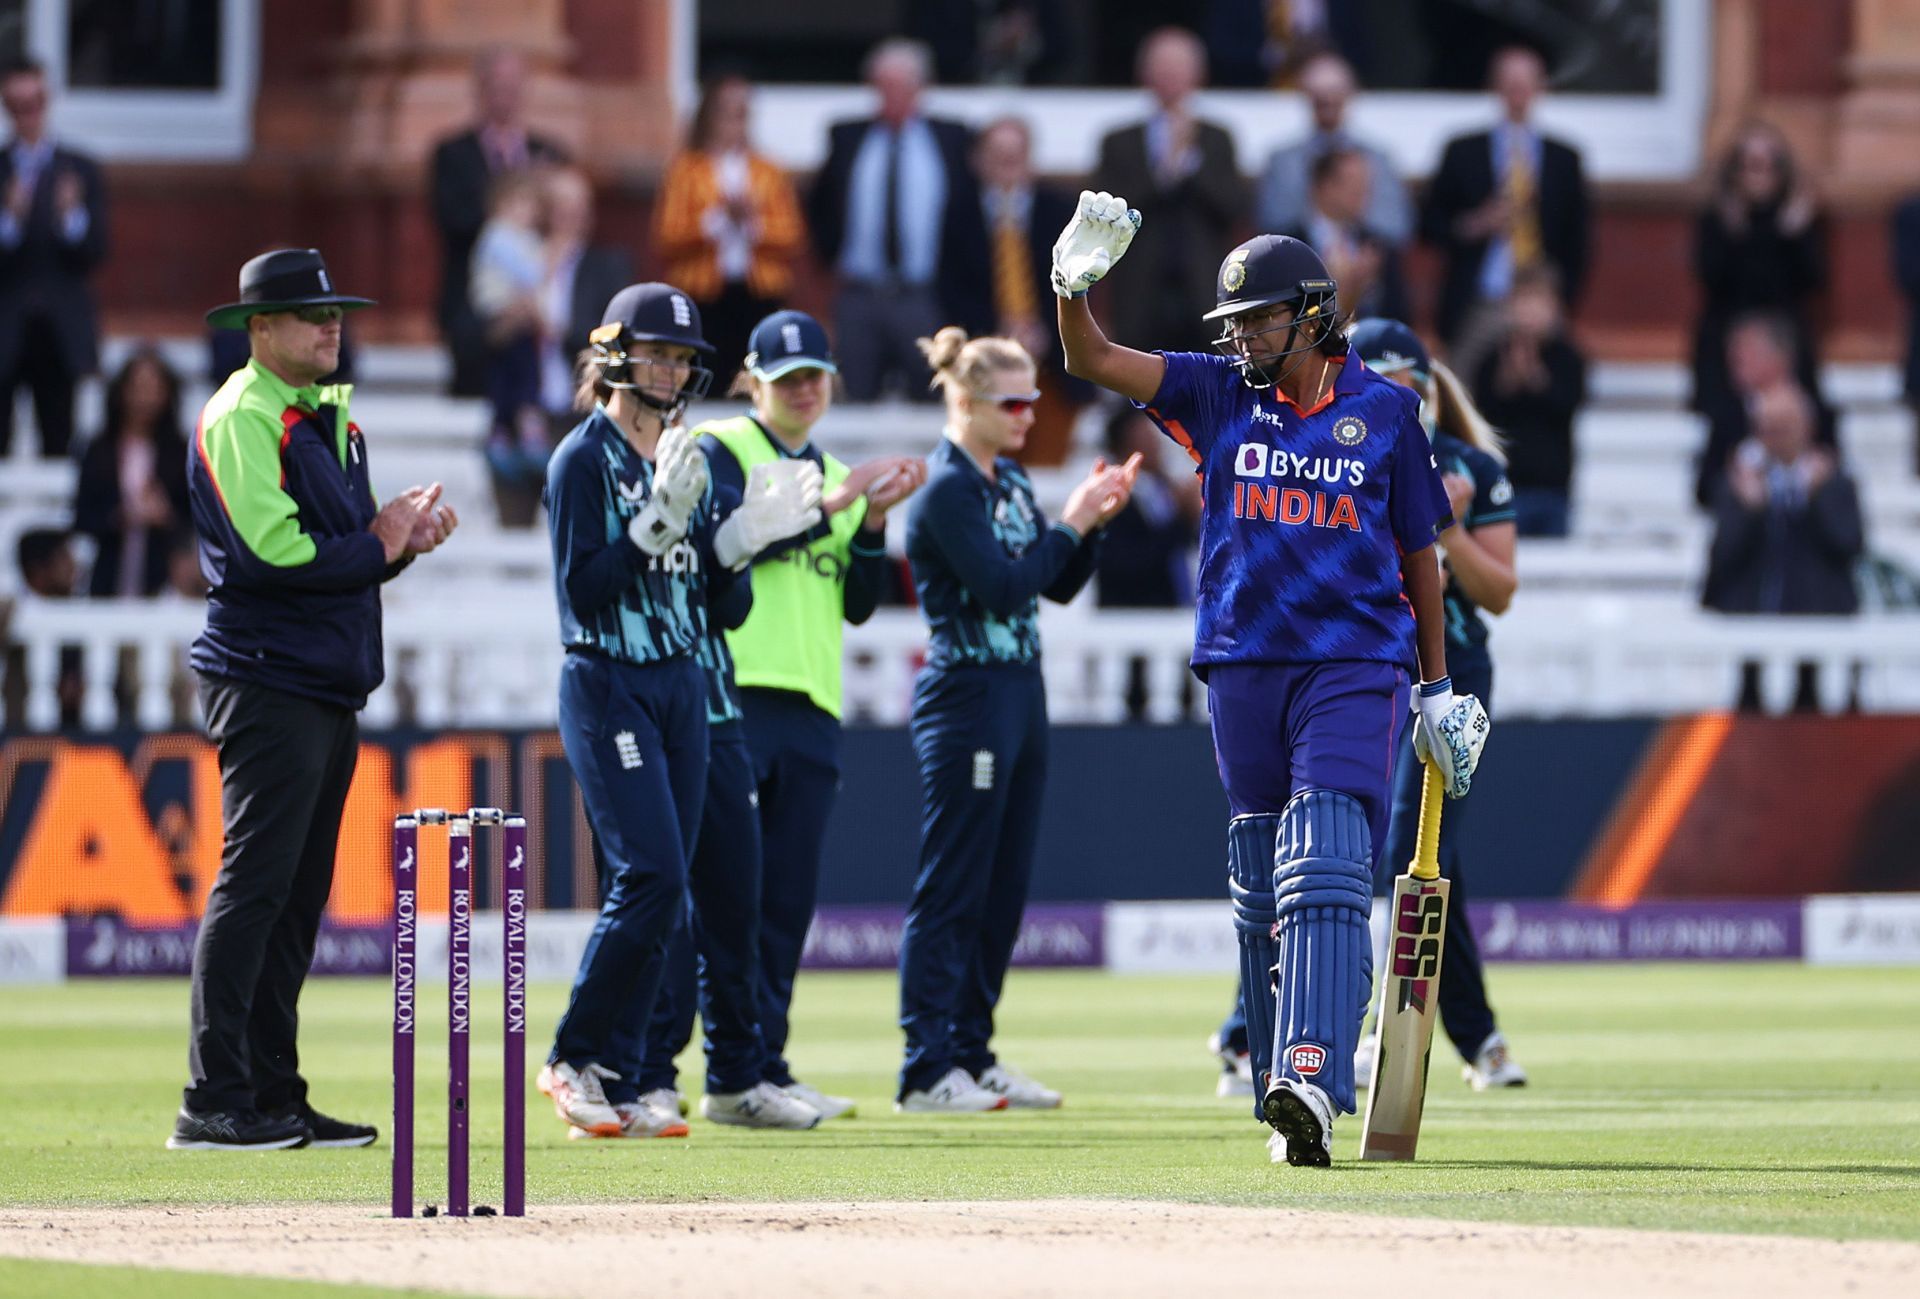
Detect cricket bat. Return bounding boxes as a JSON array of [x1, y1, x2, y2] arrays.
[[1359, 759, 1450, 1161]]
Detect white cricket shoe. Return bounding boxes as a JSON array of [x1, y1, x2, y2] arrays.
[[895, 1067, 1009, 1114], [1267, 1130, 1289, 1164], [702, 1082, 822, 1130], [1209, 1032, 1254, 1099], [639, 1088, 690, 1128], [1354, 1032, 1377, 1091], [1463, 1031, 1528, 1090], [783, 1080, 857, 1121], [1262, 1077, 1334, 1168], [566, 1097, 691, 1140], [976, 1063, 1062, 1109], [536, 1060, 622, 1136]]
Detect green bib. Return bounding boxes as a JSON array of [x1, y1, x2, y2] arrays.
[[701, 415, 868, 719]]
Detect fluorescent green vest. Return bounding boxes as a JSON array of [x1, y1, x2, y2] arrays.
[[701, 415, 868, 719]]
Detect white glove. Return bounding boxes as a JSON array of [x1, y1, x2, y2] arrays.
[[1051, 190, 1142, 298], [627, 424, 709, 556], [1411, 677, 1491, 799], [713, 459, 825, 570]]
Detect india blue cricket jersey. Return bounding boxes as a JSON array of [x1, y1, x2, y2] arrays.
[[1138, 349, 1452, 672], [544, 407, 740, 673]]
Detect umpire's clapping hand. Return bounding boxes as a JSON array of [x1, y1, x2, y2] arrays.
[[371, 483, 456, 563]]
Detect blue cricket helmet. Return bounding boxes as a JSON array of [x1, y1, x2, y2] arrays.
[[589, 282, 715, 416], [1349, 318, 1431, 384]]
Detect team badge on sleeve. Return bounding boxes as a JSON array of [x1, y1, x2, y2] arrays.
[[1332, 417, 1368, 446]]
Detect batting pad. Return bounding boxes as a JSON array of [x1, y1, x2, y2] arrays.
[[1272, 789, 1374, 1114], [1228, 813, 1282, 1122]]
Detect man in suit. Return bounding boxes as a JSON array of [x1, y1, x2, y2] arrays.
[[1256, 52, 1410, 246], [1284, 148, 1407, 324], [807, 38, 991, 402], [1095, 27, 1244, 354], [430, 48, 566, 398], [0, 58, 107, 459], [971, 115, 1088, 462], [1421, 44, 1588, 357]]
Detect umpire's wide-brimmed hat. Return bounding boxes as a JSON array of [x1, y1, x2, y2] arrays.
[[205, 248, 376, 330]]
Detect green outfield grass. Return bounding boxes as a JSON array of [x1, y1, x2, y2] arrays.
[[2, 964, 1917, 1246]]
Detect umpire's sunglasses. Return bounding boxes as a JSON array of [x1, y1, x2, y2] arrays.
[[286, 305, 346, 325], [991, 390, 1042, 415]]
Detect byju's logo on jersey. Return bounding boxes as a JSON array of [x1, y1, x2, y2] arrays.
[[1234, 444, 1268, 478]]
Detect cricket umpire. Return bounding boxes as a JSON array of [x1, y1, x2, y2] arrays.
[[170, 249, 456, 1151]]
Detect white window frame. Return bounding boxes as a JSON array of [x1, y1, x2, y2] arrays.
[[21, 0, 257, 161], [694, 1, 1711, 183]]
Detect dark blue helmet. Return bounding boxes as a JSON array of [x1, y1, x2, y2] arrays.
[[590, 282, 715, 417], [1202, 235, 1342, 390], [746, 310, 838, 381], [1348, 318, 1431, 385]]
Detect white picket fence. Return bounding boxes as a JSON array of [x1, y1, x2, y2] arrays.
[[9, 592, 1920, 732]]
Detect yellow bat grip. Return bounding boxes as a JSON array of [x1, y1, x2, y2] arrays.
[[1410, 760, 1445, 882]]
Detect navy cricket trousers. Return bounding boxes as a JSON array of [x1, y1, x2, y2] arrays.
[[740, 686, 843, 1088], [638, 720, 768, 1095], [898, 664, 1047, 1098], [549, 651, 708, 1105], [1380, 656, 1499, 1060]]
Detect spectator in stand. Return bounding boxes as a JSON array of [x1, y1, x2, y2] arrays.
[[1469, 264, 1587, 537], [431, 48, 566, 398], [1202, 0, 1374, 88], [1694, 310, 1839, 511], [1894, 188, 1920, 475], [1284, 148, 1407, 323], [470, 169, 549, 524], [1422, 44, 1588, 365], [5, 527, 82, 728], [972, 115, 1089, 464], [1256, 52, 1411, 244], [74, 346, 192, 597], [908, 0, 1073, 86], [0, 57, 108, 459], [539, 166, 632, 431], [1692, 123, 1824, 420], [807, 39, 992, 401], [1095, 405, 1199, 609], [1704, 384, 1863, 712], [1096, 27, 1244, 354], [654, 74, 806, 382]]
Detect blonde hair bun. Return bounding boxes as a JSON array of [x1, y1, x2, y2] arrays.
[[916, 325, 971, 375]]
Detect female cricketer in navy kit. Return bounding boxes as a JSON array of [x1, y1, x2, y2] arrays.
[[534, 281, 820, 1139], [1350, 318, 1527, 1091], [895, 327, 1139, 1114], [1054, 192, 1489, 1166]]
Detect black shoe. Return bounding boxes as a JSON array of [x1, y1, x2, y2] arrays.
[[166, 1106, 310, 1151], [269, 1102, 378, 1149]]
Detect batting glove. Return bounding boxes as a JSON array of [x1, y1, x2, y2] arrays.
[[714, 459, 825, 570], [628, 424, 709, 556], [1051, 190, 1141, 298], [1412, 677, 1491, 798]]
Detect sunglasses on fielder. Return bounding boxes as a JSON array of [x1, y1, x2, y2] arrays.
[[990, 390, 1042, 415]]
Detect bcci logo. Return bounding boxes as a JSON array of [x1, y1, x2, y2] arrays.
[[1288, 1043, 1327, 1077], [1222, 258, 1248, 294], [1332, 416, 1368, 446], [1233, 443, 1268, 478]]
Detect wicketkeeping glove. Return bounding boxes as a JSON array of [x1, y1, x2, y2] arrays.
[[1412, 676, 1491, 799], [628, 424, 710, 556], [714, 459, 825, 570], [1051, 190, 1141, 298]]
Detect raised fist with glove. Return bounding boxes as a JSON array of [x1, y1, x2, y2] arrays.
[[714, 459, 825, 570], [628, 424, 710, 556], [1412, 676, 1491, 798], [1051, 190, 1142, 298]]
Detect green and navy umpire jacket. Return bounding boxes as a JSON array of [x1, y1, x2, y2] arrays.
[[187, 358, 408, 711]]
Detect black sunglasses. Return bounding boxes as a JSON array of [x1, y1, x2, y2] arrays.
[[287, 305, 345, 326]]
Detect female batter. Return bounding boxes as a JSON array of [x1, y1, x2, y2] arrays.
[[1054, 195, 1488, 1165]]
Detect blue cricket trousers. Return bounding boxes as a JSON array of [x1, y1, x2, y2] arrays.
[[1381, 655, 1498, 1060], [898, 664, 1048, 1098], [549, 651, 708, 1105], [637, 720, 768, 1095], [739, 686, 843, 1088]]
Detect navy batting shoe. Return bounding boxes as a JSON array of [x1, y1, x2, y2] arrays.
[[269, 1101, 378, 1149], [1262, 1078, 1333, 1168], [165, 1106, 309, 1151]]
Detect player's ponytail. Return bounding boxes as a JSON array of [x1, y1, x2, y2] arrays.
[[1428, 360, 1507, 464], [917, 327, 1032, 404], [574, 347, 612, 412]]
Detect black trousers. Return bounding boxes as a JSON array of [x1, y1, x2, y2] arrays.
[[0, 318, 78, 458], [185, 675, 360, 1112]]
